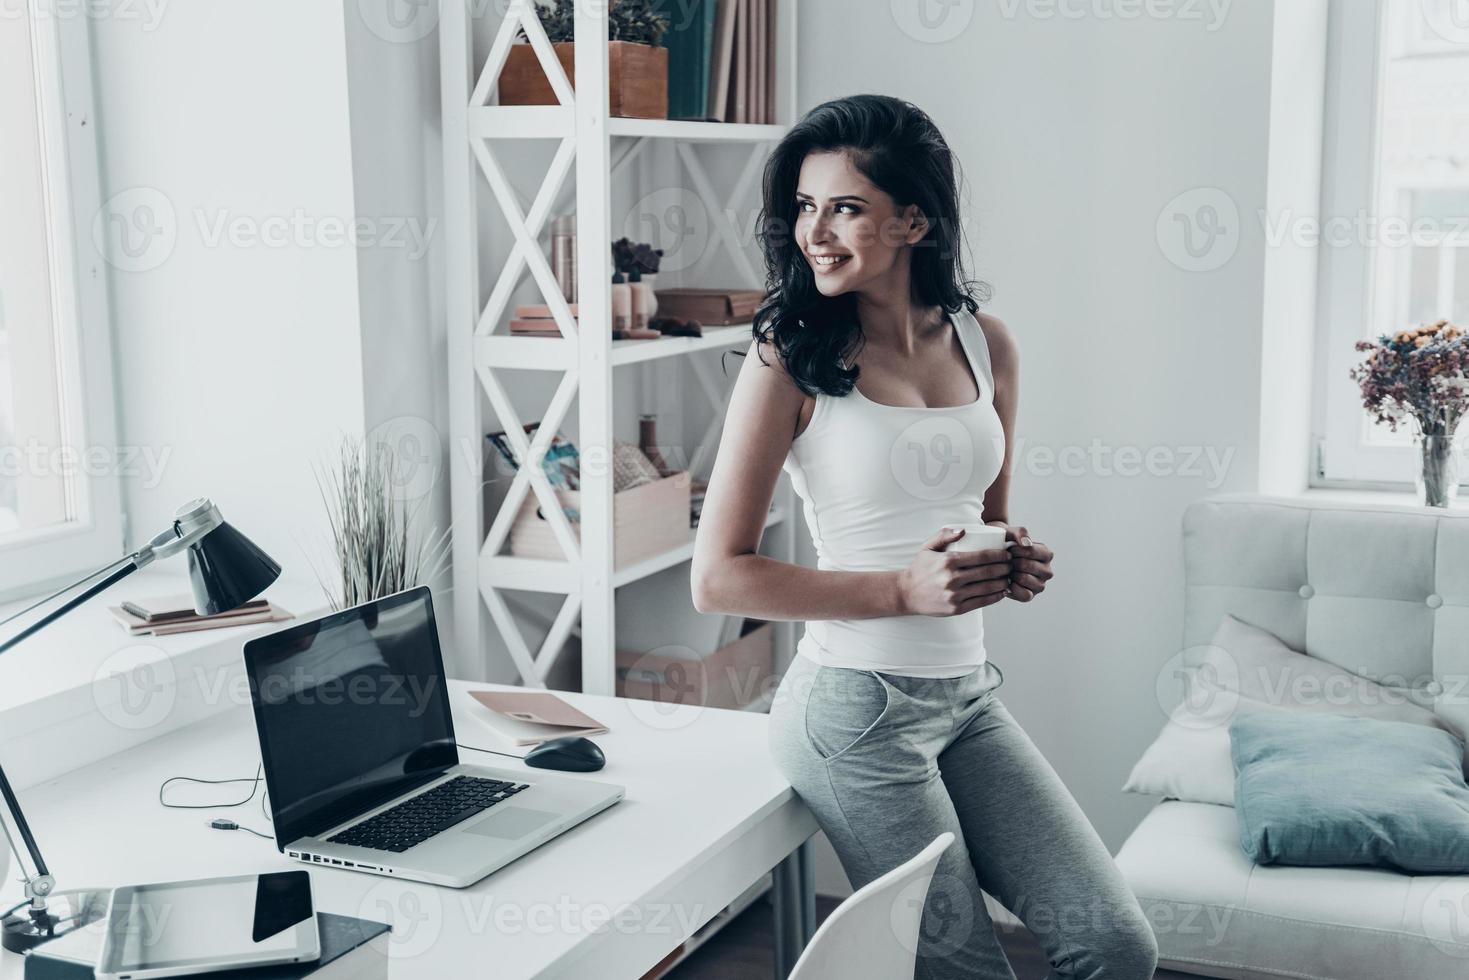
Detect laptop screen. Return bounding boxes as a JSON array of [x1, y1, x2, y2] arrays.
[[244, 586, 458, 848]]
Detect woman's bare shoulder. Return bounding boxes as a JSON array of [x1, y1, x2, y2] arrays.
[[974, 311, 1018, 381]]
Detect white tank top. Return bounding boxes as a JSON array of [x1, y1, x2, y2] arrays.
[[781, 307, 1006, 678]]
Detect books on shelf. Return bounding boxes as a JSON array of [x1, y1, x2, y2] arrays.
[[653, 288, 765, 325], [667, 0, 776, 124]]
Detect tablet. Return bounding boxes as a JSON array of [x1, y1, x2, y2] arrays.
[[97, 871, 320, 980]]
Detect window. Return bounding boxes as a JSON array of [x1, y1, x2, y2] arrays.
[[0, 7, 121, 596], [1315, 0, 1469, 486]]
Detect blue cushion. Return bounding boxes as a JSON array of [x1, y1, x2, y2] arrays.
[[1230, 711, 1469, 873]]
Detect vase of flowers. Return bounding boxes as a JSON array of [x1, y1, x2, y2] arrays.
[[1350, 319, 1469, 508]]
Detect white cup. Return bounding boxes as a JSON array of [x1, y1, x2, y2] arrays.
[[941, 523, 1011, 553]]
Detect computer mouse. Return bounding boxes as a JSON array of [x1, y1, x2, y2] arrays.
[[524, 735, 606, 773]]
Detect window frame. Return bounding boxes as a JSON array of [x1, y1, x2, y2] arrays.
[[1314, 0, 1469, 488], [0, 8, 123, 599]]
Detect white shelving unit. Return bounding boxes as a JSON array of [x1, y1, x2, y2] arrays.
[[439, 0, 800, 697]]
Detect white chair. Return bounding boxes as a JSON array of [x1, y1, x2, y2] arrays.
[[789, 832, 956, 980]]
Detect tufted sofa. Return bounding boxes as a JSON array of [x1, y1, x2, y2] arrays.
[[1115, 493, 1469, 980]]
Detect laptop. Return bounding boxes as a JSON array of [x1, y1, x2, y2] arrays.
[[242, 586, 624, 889]]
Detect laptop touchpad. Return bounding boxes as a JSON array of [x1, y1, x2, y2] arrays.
[[465, 807, 556, 840]]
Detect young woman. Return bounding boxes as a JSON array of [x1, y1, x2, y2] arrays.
[[690, 95, 1159, 980]]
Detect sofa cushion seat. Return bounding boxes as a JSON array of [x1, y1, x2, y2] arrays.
[[1115, 800, 1469, 980]]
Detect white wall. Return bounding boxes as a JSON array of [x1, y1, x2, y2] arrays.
[[793, 0, 1277, 851], [92, 2, 366, 583]]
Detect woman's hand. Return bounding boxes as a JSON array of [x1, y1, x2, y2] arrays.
[[897, 527, 1013, 617], [987, 522, 1054, 602]]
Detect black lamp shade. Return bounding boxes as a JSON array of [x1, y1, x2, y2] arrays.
[[186, 521, 282, 615]]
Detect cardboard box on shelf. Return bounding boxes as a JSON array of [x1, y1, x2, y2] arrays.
[[507, 471, 692, 568], [616, 621, 775, 711]]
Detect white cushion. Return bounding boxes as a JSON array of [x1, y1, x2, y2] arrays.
[[1123, 615, 1458, 806], [1116, 800, 1469, 980]]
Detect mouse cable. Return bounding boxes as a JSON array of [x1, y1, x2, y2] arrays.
[[208, 818, 273, 841], [456, 742, 527, 762], [159, 764, 263, 810]]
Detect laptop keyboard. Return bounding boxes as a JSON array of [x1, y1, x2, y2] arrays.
[[328, 776, 530, 853]]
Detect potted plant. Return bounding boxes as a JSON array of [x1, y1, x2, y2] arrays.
[[311, 434, 451, 610], [500, 0, 670, 120], [1350, 319, 1469, 507], [612, 237, 664, 287]]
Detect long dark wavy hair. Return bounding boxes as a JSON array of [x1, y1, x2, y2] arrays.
[[743, 93, 989, 396]]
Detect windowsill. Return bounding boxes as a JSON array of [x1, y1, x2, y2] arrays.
[[1294, 485, 1469, 512], [0, 567, 331, 788]]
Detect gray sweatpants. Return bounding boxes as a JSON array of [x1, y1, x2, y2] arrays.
[[769, 652, 1159, 980]]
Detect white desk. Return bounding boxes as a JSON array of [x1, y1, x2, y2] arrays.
[[0, 681, 819, 978]]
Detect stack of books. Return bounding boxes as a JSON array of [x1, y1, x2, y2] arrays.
[[653, 287, 765, 326], [109, 594, 294, 637], [509, 303, 578, 336], [662, 0, 779, 124]]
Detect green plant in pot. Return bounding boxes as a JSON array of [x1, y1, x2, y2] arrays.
[[523, 0, 670, 45], [504, 0, 671, 119], [312, 433, 451, 610]]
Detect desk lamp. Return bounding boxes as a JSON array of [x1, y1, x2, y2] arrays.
[[0, 498, 280, 953]]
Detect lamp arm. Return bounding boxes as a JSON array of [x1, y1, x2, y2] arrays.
[[0, 555, 142, 907]]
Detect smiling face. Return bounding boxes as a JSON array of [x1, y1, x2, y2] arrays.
[[794, 150, 927, 298]]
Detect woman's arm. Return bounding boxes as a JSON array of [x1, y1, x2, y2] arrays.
[[691, 338, 909, 621], [977, 312, 1056, 601], [979, 312, 1020, 528]]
